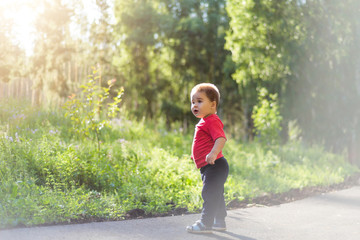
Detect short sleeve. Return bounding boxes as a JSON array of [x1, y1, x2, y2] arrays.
[[207, 117, 226, 141]]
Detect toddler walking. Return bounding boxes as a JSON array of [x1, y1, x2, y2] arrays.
[[186, 83, 229, 234]]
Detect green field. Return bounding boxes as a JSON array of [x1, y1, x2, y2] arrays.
[[0, 99, 358, 229]]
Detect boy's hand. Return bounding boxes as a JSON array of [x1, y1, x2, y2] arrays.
[[206, 152, 217, 165], [205, 137, 226, 165]]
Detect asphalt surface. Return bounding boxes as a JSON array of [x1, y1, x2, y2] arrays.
[[1, 186, 360, 240]]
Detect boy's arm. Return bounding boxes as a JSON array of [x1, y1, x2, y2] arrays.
[[206, 137, 226, 165]]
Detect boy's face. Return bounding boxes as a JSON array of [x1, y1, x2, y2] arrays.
[[191, 91, 216, 119]]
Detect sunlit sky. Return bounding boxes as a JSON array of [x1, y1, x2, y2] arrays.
[[0, 0, 111, 56], [1, 0, 37, 55]]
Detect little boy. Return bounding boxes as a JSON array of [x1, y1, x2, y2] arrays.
[[186, 83, 229, 234]]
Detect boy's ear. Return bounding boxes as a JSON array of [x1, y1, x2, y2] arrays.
[[211, 101, 216, 109]]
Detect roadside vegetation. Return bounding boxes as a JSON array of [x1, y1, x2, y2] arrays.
[[2, 0, 360, 230], [0, 95, 357, 229]]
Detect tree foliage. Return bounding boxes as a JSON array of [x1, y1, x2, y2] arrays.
[[0, 4, 25, 83], [112, 0, 238, 130], [226, 0, 304, 139], [286, 0, 360, 152], [226, 0, 360, 152], [30, 0, 74, 102], [2, 0, 360, 155], [252, 88, 282, 145]]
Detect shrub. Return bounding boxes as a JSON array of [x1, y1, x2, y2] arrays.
[[0, 98, 358, 228], [63, 67, 124, 150], [252, 88, 282, 145]]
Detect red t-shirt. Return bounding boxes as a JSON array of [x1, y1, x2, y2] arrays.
[[191, 114, 226, 168]]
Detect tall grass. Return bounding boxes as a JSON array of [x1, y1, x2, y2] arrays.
[[0, 99, 358, 228]]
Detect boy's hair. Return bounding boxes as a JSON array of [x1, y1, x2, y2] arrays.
[[191, 83, 220, 108]]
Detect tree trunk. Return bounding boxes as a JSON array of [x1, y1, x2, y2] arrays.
[[32, 87, 41, 106]]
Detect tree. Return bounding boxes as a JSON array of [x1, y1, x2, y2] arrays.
[[113, 0, 238, 131], [0, 5, 24, 83], [89, 0, 116, 78], [226, 0, 360, 160], [286, 0, 360, 157], [30, 0, 74, 104], [226, 0, 303, 140], [162, 0, 237, 130], [114, 0, 161, 119]]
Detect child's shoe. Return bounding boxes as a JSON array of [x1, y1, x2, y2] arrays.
[[212, 219, 226, 231], [186, 220, 213, 234]]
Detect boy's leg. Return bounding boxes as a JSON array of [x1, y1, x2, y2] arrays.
[[214, 158, 229, 223], [200, 158, 229, 227], [214, 185, 227, 221]]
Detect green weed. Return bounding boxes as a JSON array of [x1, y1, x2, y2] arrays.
[[0, 99, 358, 229]]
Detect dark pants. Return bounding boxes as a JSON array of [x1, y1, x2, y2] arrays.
[[200, 157, 229, 227]]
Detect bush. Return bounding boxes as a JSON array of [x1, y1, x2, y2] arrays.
[[252, 88, 282, 145], [63, 67, 124, 150], [0, 98, 358, 228]]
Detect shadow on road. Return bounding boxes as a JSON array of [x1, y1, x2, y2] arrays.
[[206, 231, 257, 240]]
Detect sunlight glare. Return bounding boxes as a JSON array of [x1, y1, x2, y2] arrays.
[[1, 0, 112, 56], [0, 0, 41, 55]]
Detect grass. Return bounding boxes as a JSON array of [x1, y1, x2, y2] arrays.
[[0, 99, 358, 228]]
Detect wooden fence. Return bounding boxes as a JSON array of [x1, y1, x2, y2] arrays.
[[0, 64, 94, 106], [0, 78, 45, 106]]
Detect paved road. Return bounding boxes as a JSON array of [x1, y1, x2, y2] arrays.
[[1, 186, 360, 240]]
